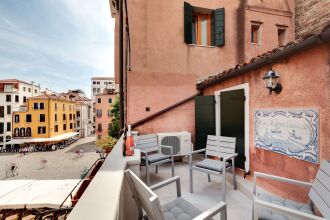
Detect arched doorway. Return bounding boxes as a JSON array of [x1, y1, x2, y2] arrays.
[[20, 128, 25, 137]]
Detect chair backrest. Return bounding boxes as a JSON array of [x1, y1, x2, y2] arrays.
[[135, 134, 159, 152], [124, 169, 165, 220], [308, 160, 330, 219], [205, 135, 236, 159]]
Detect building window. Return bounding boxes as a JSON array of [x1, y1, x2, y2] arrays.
[[20, 128, 25, 137], [6, 122, 11, 132], [63, 104, 65, 110], [39, 114, 45, 122], [108, 109, 112, 117], [14, 115, 20, 123], [109, 98, 112, 104], [63, 124, 67, 131], [26, 127, 31, 137], [0, 123, 3, 134], [73, 114, 75, 120], [4, 84, 13, 92], [7, 106, 11, 115], [93, 81, 96, 85], [184, 2, 225, 46], [97, 88, 101, 93], [108, 123, 111, 131], [28, 88, 31, 93], [278, 28, 286, 46], [98, 123, 102, 131], [69, 114, 72, 120], [54, 125, 58, 132], [97, 98, 101, 103], [70, 123, 73, 129], [97, 135, 102, 140], [63, 114, 66, 121], [96, 109, 102, 117], [77, 121, 80, 127], [14, 128, 19, 137], [35, 89, 37, 93], [97, 81, 100, 85], [26, 114, 32, 123], [55, 103, 58, 110], [34, 103, 39, 109], [23, 96, 27, 103], [0, 106, 4, 117], [6, 95, 11, 102], [15, 95, 19, 102], [38, 126, 46, 134], [23, 87, 26, 92], [69, 105, 71, 111], [40, 103, 44, 109], [251, 23, 261, 44], [55, 114, 57, 122]]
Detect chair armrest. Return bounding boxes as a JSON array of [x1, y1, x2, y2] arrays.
[[223, 153, 238, 162], [140, 148, 158, 155], [193, 201, 226, 220], [253, 172, 313, 195], [254, 197, 325, 220], [150, 176, 181, 197], [189, 148, 206, 156]]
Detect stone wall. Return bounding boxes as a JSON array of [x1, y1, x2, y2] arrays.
[[295, 0, 330, 38]]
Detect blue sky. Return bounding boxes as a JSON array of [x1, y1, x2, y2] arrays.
[[0, 0, 115, 97]]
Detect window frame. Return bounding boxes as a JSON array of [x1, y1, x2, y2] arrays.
[[192, 13, 212, 46]]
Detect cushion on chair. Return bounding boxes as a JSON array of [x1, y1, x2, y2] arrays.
[[142, 153, 170, 163], [195, 158, 230, 173], [257, 192, 314, 220], [162, 197, 202, 220]]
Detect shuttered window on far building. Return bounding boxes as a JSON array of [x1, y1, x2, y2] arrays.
[[184, 2, 225, 47]]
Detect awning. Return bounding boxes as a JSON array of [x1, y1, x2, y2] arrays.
[[0, 179, 81, 209], [7, 132, 79, 145]]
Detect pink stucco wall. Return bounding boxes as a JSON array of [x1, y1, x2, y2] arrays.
[[203, 44, 330, 202], [116, 0, 294, 135]]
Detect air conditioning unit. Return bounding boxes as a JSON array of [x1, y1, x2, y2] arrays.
[[157, 131, 192, 156]]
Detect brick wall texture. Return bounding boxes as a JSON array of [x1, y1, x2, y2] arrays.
[[295, 0, 330, 39]]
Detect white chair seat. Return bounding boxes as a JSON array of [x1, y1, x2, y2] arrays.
[[257, 192, 314, 220], [142, 153, 170, 163], [195, 158, 231, 173], [162, 197, 203, 220]]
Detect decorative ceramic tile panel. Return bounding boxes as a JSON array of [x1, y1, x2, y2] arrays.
[[255, 109, 318, 163]]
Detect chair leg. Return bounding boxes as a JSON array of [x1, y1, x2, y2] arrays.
[[146, 164, 150, 186], [222, 169, 226, 201], [189, 168, 193, 193], [232, 158, 237, 190], [155, 165, 158, 174], [171, 156, 174, 177], [208, 174, 211, 182]]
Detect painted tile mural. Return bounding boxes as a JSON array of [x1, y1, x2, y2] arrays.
[[255, 109, 318, 163]]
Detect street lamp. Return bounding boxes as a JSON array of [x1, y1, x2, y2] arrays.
[[262, 69, 282, 94]]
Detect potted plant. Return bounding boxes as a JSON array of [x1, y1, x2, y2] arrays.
[[96, 136, 118, 154]]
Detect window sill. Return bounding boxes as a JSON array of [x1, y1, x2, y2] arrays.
[[187, 44, 217, 48], [250, 43, 262, 47]]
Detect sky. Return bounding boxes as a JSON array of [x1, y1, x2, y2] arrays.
[[0, 0, 115, 98]]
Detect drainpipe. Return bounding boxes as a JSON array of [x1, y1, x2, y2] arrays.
[[119, 0, 124, 132]]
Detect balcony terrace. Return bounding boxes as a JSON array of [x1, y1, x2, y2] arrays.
[[68, 136, 252, 220]]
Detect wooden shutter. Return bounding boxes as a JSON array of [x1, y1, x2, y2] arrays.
[[195, 96, 216, 150], [213, 8, 225, 46], [184, 2, 193, 44]]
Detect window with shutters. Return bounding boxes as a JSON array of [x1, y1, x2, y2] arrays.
[[0, 106, 4, 118], [184, 2, 225, 47], [26, 114, 32, 123], [40, 114, 45, 122]]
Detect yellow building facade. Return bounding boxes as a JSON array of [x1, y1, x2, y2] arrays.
[[12, 94, 76, 138]]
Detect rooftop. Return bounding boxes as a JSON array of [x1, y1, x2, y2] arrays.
[[0, 79, 40, 87]]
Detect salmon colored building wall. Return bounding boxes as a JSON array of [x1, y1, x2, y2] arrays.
[[202, 44, 330, 202], [114, 0, 294, 136]]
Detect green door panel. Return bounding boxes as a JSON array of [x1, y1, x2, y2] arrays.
[[195, 96, 215, 150], [220, 89, 245, 169]]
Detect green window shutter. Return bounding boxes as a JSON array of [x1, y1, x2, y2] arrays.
[[213, 8, 225, 47], [184, 2, 193, 44]]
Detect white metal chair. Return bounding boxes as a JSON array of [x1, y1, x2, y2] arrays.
[[125, 169, 227, 220], [253, 160, 330, 220], [189, 135, 237, 201], [135, 134, 174, 185]]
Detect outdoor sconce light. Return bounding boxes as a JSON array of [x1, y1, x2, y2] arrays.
[[262, 69, 282, 94]]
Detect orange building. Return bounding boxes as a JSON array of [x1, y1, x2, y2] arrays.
[[95, 89, 118, 140]]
